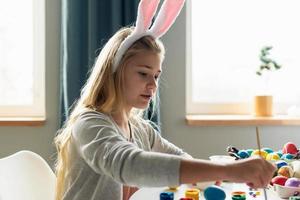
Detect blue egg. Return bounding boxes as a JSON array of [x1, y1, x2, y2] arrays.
[[281, 153, 294, 160], [204, 185, 226, 200], [276, 160, 288, 169], [238, 150, 250, 159], [262, 147, 274, 154]]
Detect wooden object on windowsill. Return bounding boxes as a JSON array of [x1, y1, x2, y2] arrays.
[[254, 95, 273, 117], [186, 115, 300, 126]]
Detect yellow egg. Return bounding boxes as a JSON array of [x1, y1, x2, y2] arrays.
[[251, 149, 268, 159], [266, 152, 280, 161]]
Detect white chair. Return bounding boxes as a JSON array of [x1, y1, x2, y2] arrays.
[[0, 150, 56, 200]]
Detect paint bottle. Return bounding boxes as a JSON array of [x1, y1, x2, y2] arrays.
[[185, 188, 200, 200], [160, 191, 174, 200]]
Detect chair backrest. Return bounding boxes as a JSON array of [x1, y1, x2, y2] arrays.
[[0, 150, 56, 200]]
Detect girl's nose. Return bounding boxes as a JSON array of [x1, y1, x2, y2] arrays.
[[147, 77, 158, 89]]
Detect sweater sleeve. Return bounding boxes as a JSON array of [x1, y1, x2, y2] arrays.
[[146, 122, 193, 159], [72, 112, 182, 187]]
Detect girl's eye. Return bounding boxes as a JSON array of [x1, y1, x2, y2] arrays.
[[138, 72, 147, 77], [154, 75, 160, 80]]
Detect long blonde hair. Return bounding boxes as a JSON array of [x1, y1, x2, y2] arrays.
[[54, 27, 165, 200]]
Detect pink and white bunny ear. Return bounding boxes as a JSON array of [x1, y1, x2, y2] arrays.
[[149, 0, 185, 38], [135, 0, 160, 33], [112, 0, 160, 72], [112, 0, 185, 72]]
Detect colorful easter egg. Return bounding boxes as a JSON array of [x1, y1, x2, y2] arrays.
[[271, 175, 288, 186], [291, 161, 300, 178], [251, 149, 268, 159], [278, 166, 294, 178], [262, 147, 274, 154], [285, 177, 300, 187], [283, 142, 298, 155], [246, 149, 254, 156], [204, 185, 226, 200], [276, 151, 283, 158], [276, 160, 288, 169], [266, 152, 280, 161], [281, 153, 295, 160], [238, 150, 249, 159]]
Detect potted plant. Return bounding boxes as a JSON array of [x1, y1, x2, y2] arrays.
[[254, 46, 282, 116]]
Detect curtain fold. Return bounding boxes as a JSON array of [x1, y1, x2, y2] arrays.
[[60, 0, 160, 132]]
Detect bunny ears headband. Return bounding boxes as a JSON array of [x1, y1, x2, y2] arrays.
[[112, 0, 185, 72]]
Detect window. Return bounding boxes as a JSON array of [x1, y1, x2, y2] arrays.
[[0, 0, 45, 118], [187, 0, 300, 115]]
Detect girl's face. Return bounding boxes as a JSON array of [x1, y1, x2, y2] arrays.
[[123, 51, 162, 111]]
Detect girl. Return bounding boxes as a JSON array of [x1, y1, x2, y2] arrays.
[[54, 0, 276, 200]]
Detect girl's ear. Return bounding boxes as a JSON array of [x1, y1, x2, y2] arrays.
[[149, 0, 185, 38], [135, 0, 160, 33]]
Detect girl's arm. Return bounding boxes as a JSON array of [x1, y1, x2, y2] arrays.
[[180, 156, 276, 189], [73, 113, 183, 187], [146, 122, 192, 157]]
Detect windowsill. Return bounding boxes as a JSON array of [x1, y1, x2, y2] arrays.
[[0, 117, 46, 126], [186, 115, 300, 126]]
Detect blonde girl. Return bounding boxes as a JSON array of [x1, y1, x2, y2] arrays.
[[54, 0, 276, 200]]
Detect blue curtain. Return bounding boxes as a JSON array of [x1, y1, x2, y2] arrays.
[[60, 0, 160, 132]]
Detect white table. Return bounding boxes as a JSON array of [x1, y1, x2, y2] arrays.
[[130, 183, 284, 200]]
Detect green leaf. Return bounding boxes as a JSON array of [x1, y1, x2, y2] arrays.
[[257, 45, 281, 74]]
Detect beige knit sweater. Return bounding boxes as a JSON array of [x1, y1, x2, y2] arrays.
[[62, 111, 190, 200]]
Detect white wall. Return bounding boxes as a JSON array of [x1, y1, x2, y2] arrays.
[[0, 0, 60, 166], [160, 5, 300, 159]]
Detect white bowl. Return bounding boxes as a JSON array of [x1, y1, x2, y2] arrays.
[[273, 184, 300, 199], [209, 155, 236, 164]]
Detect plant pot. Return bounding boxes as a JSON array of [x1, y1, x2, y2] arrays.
[[254, 95, 273, 116]]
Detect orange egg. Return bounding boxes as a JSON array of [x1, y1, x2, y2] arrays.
[[278, 166, 294, 178]]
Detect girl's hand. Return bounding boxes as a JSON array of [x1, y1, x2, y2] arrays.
[[225, 156, 276, 189]]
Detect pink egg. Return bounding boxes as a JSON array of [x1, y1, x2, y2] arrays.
[[283, 142, 298, 155], [285, 177, 300, 187]]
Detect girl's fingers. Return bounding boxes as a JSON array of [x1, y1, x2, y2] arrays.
[[246, 182, 254, 188]]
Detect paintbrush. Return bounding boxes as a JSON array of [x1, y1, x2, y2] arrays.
[[256, 126, 268, 200]]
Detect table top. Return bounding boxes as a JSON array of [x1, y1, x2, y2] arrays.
[[129, 183, 285, 200]]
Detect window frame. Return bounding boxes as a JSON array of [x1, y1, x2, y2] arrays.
[[186, 0, 298, 116], [0, 0, 45, 118]]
